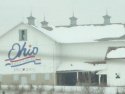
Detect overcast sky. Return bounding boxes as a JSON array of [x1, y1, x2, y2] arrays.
[[0, 0, 125, 26]]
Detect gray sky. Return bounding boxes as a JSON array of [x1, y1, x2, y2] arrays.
[[0, 0, 125, 26]]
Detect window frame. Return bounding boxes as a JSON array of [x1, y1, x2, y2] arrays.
[[44, 73, 50, 80], [13, 75, 19, 81], [31, 74, 36, 81], [19, 29, 27, 41]]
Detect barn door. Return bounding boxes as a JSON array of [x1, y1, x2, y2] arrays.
[[21, 77, 27, 85]]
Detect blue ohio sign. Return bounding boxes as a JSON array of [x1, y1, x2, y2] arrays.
[[5, 42, 41, 67]]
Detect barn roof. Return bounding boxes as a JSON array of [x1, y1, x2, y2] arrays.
[[0, 22, 125, 43], [33, 24, 125, 43], [107, 48, 125, 58]]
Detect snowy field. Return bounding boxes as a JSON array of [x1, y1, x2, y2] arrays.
[[0, 85, 124, 94]]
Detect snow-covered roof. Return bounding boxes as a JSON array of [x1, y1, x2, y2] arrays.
[[107, 48, 125, 58], [34, 24, 125, 43], [0, 22, 125, 43], [96, 69, 107, 75], [57, 62, 106, 72]]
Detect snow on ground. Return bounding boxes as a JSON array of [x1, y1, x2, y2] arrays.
[[0, 85, 123, 94], [107, 48, 125, 58], [35, 24, 125, 43]]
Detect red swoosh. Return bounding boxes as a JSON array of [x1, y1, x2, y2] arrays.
[[6, 56, 35, 62]]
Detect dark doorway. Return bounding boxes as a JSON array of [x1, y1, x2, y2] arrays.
[[100, 75, 107, 85], [91, 72, 99, 85], [79, 72, 98, 85], [57, 72, 77, 86]]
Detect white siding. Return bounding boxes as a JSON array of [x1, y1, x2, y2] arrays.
[[106, 59, 125, 86], [61, 41, 125, 62], [0, 23, 61, 74]]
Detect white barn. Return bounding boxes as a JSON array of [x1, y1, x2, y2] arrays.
[[0, 14, 125, 86]]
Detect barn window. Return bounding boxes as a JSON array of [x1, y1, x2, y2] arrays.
[[44, 74, 50, 80], [19, 29, 27, 41], [13, 75, 19, 81], [31, 74, 36, 81]]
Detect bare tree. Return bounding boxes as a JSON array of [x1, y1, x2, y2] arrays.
[[48, 87, 55, 94], [0, 82, 2, 90], [18, 87, 25, 94], [37, 84, 45, 94], [57, 87, 65, 94], [29, 84, 34, 90], [116, 87, 125, 94], [93, 87, 105, 94]]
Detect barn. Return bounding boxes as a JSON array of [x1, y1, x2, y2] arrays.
[[0, 14, 125, 86]]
